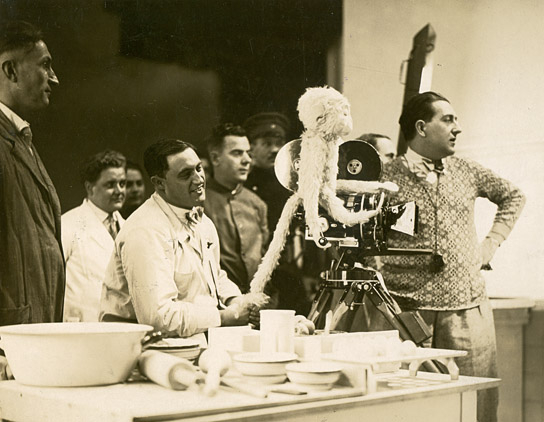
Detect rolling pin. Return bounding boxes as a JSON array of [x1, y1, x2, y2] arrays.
[[138, 350, 201, 390]]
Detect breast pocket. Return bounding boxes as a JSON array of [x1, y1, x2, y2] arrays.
[[173, 272, 192, 300]]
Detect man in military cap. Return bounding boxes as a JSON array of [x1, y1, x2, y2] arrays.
[[243, 112, 313, 315], [243, 112, 291, 232]]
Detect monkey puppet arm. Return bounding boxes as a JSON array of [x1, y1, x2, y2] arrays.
[[321, 184, 384, 227], [336, 179, 399, 194], [246, 194, 303, 302]]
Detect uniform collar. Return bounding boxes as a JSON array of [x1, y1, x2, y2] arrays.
[[207, 177, 243, 196]]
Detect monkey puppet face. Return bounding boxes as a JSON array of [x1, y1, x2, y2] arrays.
[[298, 87, 353, 140]]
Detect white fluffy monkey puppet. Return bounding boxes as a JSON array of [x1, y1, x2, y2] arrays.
[[246, 86, 397, 304]]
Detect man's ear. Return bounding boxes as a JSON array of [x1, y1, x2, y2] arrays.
[[415, 120, 426, 137], [1, 60, 17, 82], [209, 150, 220, 167], [84, 181, 93, 197], [150, 175, 164, 191]]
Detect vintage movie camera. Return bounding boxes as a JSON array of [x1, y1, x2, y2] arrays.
[[275, 139, 420, 254], [275, 140, 438, 367]]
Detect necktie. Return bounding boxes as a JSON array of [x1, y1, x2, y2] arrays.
[[20, 127, 34, 155], [185, 206, 204, 226], [432, 159, 444, 174], [422, 157, 444, 173], [106, 214, 119, 239], [421, 158, 444, 184]]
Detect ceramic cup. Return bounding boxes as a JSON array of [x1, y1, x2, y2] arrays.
[[260, 310, 295, 353]]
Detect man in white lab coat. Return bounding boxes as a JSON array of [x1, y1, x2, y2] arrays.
[[100, 139, 254, 338], [62, 150, 126, 322]]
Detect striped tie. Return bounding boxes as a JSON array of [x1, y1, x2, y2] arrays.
[[106, 214, 119, 239]]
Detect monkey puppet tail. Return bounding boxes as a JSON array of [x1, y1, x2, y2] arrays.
[[248, 194, 302, 301]]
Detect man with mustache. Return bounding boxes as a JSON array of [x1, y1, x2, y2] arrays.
[[100, 139, 253, 339], [61, 150, 126, 322], [375, 92, 525, 422], [204, 123, 268, 294]]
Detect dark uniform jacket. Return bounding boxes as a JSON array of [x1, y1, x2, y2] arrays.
[[204, 178, 268, 293], [0, 110, 65, 326]]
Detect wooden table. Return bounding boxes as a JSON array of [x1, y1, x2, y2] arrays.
[[0, 370, 499, 422]]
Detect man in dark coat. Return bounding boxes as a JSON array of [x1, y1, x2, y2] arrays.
[[243, 112, 313, 315], [0, 20, 63, 340]]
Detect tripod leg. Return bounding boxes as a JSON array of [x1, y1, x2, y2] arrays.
[[329, 284, 357, 331], [340, 283, 366, 332], [364, 286, 444, 374], [307, 286, 333, 325]]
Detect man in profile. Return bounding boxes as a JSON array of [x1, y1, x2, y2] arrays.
[[62, 150, 126, 322], [378, 92, 525, 422], [0, 20, 62, 378]]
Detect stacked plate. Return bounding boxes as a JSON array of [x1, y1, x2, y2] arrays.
[[146, 338, 201, 361], [232, 352, 298, 384], [285, 362, 343, 391]]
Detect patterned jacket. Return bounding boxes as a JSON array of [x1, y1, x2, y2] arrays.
[[379, 155, 525, 311]]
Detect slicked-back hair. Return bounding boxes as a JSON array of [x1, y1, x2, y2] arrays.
[[357, 133, 391, 149], [0, 20, 43, 56], [79, 150, 126, 185], [206, 123, 246, 155], [398, 92, 449, 142], [143, 138, 196, 178]]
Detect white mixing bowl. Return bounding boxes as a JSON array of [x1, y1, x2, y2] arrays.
[[0, 322, 153, 387]]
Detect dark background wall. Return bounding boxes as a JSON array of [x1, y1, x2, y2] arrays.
[[1, 0, 341, 210]]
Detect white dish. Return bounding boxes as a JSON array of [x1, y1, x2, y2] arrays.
[[322, 347, 467, 366], [285, 362, 342, 385], [233, 352, 298, 376], [160, 348, 201, 361], [291, 382, 334, 391], [0, 322, 152, 387], [147, 338, 201, 350], [239, 374, 287, 385]]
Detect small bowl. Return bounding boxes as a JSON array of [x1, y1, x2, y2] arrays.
[[285, 361, 342, 385], [241, 374, 287, 385], [147, 338, 201, 361], [233, 352, 298, 376]]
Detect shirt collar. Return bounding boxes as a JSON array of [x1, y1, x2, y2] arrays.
[[85, 198, 117, 223], [402, 147, 447, 183], [404, 147, 430, 166], [151, 192, 196, 226], [405, 147, 446, 169], [0, 101, 30, 133]]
